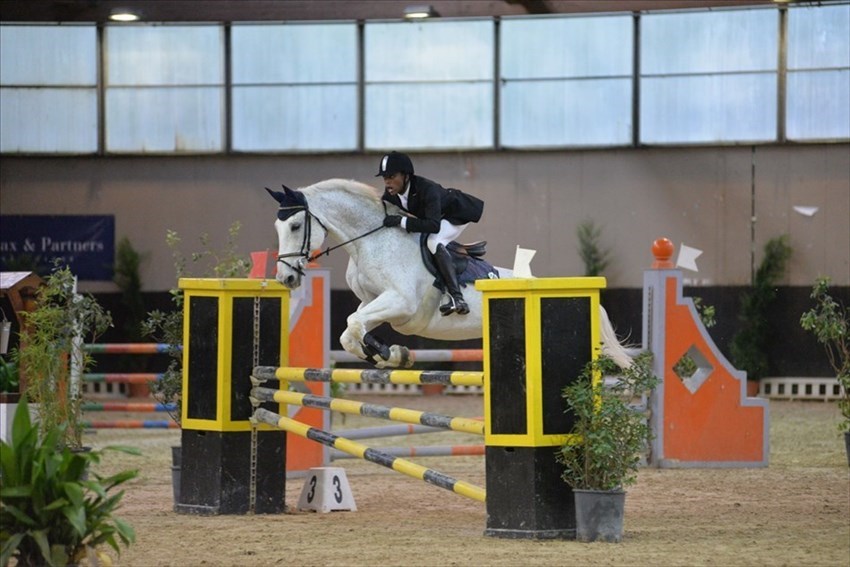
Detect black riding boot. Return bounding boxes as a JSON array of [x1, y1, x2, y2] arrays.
[[434, 244, 469, 316]]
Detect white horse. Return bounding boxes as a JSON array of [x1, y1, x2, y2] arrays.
[[268, 179, 632, 369]]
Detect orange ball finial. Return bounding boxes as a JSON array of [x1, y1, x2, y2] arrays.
[[652, 238, 675, 269]]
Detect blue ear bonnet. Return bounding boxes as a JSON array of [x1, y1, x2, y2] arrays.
[[266, 185, 307, 220]]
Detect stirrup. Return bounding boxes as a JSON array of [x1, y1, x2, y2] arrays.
[[440, 294, 468, 316]]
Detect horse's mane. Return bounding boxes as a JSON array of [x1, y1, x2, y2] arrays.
[[308, 178, 382, 206]]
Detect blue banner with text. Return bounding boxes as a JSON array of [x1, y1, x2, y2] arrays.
[[0, 215, 115, 281]]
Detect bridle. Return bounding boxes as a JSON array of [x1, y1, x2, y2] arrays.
[[276, 199, 387, 277]]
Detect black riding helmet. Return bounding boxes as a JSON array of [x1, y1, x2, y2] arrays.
[[376, 151, 414, 177]]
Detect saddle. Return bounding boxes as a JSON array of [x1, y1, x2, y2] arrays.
[[419, 234, 499, 291]]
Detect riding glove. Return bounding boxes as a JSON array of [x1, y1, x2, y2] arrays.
[[383, 215, 402, 227]]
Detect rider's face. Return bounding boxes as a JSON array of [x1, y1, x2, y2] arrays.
[[383, 173, 407, 197]]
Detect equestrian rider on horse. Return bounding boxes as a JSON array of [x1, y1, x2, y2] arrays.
[[378, 151, 484, 316]]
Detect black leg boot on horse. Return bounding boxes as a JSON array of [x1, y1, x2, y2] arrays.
[[434, 243, 470, 316]]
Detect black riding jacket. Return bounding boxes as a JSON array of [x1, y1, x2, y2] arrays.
[[382, 175, 484, 234]]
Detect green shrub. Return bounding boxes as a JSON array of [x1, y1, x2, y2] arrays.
[[557, 352, 658, 491], [13, 263, 112, 449], [142, 222, 250, 425], [800, 277, 850, 432], [730, 235, 792, 381], [0, 396, 139, 566], [577, 219, 610, 277], [0, 356, 19, 394]]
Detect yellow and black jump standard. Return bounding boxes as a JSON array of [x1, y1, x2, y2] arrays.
[[176, 278, 289, 515], [476, 277, 605, 539]]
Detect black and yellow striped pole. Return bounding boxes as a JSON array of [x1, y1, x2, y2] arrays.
[[253, 408, 486, 502], [177, 278, 289, 515], [475, 277, 605, 539]]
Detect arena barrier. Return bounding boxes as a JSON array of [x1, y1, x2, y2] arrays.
[[82, 419, 179, 429], [254, 366, 484, 387], [329, 444, 485, 460], [253, 408, 486, 502], [81, 401, 175, 412], [644, 239, 769, 468], [330, 348, 484, 394], [80, 342, 172, 398], [250, 386, 485, 436], [179, 274, 603, 540]]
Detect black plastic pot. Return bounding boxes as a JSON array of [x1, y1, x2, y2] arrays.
[[573, 489, 626, 543]]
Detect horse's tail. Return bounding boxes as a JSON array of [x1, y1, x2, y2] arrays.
[[599, 305, 634, 370]]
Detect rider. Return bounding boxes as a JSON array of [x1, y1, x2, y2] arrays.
[[378, 151, 484, 316]]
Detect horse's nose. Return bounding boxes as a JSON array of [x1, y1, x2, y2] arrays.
[[284, 274, 297, 288]]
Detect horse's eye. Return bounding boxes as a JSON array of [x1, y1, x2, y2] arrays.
[[291, 223, 301, 232]]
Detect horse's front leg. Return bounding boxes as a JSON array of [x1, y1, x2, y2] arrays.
[[339, 291, 415, 369]]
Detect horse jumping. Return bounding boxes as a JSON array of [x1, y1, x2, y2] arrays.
[[268, 179, 632, 369]]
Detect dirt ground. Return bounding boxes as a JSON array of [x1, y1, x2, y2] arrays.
[[82, 397, 849, 567]]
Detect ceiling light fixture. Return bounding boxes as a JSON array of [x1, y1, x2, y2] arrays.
[[403, 4, 440, 20], [109, 9, 140, 22]]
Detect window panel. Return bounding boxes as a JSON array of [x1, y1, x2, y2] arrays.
[[231, 23, 358, 151], [365, 83, 492, 149], [0, 88, 97, 152], [106, 87, 223, 152], [788, 4, 850, 70], [641, 74, 777, 143], [232, 85, 357, 151], [232, 24, 357, 84], [786, 5, 850, 141], [0, 26, 97, 86], [787, 70, 850, 140], [0, 25, 97, 153], [501, 16, 632, 79], [366, 20, 492, 81], [105, 25, 224, 153], [106, 26, 223, 86], [640, 8, 778, 144], [642, 9, 778, 74], [501, 79, 631, 147], [364, 20, 494, 149], [500, 15, 632, 148]]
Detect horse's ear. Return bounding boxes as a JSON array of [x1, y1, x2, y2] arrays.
[[281, 184, 295, 196], [265, 186, 285, 204]]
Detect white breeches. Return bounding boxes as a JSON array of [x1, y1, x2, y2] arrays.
[[426, 220, 469, 254]]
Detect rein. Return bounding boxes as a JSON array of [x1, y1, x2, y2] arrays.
[[277, 201, 388, 276]]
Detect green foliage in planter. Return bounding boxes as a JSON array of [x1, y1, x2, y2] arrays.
[[12, 263, 112, 449], [0, 396, 139, 567], [0, 356, 20, 394], [577, 219, 610, 277], [557, 352, 659, 491], [672, 297, 716, 379], [142, 222, 251, 425], [730, 235, 792, 382], [113, 237, 147, 341], [800, 277, 850, 432]]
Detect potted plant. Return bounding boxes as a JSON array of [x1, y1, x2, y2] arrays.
[[12, 263, 112, 450], [141, 223, 251, 505], [557, 352, 658, 543], [1, 395, 139, 566], [730, 235, 792, 395], [800, 277, 850, 465]]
